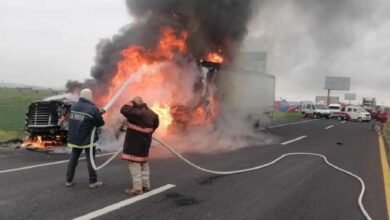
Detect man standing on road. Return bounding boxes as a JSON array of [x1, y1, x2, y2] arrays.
[[65, 88, 105, 188], [372, 110, 382, 131], [120, 96, 159, 196], [378, 112, 388, 136]]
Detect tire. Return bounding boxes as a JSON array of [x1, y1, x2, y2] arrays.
[[313, 114, 318, 119], [358, 117, 363, 122], [338, 116, 342, 121]]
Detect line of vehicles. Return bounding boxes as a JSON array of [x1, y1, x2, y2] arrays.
[[300, 102, 372, 122]]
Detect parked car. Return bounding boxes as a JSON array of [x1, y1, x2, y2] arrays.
[[329, 111, 351, 121], [301, 101, 314, 116], [332, 106, 371, 122], [345, 106, 371, 122]]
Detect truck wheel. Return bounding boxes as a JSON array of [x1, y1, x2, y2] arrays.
[[313, 114, 318, 119], [358, 117, 363, 122], [337, 116, 342, 121]]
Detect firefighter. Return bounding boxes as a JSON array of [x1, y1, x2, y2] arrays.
[[120, 96, 159, 195], [65, 88, 105, 188]]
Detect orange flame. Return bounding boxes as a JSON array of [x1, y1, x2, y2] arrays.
[[99, 27, 188, 106], [21, 135, 62, 149], [151, 104, 172, 135], [206, 52, 224, 63], [98, 27, 220, 135]]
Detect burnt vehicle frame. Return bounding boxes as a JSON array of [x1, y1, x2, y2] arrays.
[[23, 98, 72, 149]]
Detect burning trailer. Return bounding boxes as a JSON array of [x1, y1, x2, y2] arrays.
[[217, 52, 275, 129], [23, 1, 274, 150], [22, 51, 274, 152], [22, 97, 72, 150]]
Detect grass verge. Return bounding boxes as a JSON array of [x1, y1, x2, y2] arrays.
[[0, 87, 55, 142]]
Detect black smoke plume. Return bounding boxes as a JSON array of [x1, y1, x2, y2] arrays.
[[65, 80, 83, 93], [68, 0, 257, 93]]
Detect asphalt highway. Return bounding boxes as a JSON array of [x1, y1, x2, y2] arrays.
[[0, 118, 387, 220]]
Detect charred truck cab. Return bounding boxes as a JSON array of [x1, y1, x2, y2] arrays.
[[169, 52, 275, 131], [168, 60, 221, 132], [22, 98, 72, 150]]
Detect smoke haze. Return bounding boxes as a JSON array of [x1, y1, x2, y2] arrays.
[[243, 0, 390, 104], [87, 0, 257, 93]]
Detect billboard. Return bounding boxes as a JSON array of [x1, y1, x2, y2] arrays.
[[325, 76, 350, 90], [316, 96, 339, 104], [344, 93, 356, 101]]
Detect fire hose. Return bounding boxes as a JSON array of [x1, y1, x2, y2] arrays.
[[86, 74, 372, 220]]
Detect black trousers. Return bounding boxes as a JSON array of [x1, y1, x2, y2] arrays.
[[66, 147, 97, 184]]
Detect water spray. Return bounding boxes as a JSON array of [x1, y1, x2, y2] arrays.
[[88, 70, 144, 171], [86, 74, 372, 220]]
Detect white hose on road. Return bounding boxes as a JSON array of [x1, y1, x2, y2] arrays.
[[153, 137, 371, 220], [88, 134, 372, 220], [85, 73, 371, 220]]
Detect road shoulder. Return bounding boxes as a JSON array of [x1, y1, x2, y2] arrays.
[[379, 135, 390, 219]]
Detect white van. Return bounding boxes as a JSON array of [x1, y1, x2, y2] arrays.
[[344, 106, 371, 122], [301, 102, 330, 119], [328, 104, 342, 113]]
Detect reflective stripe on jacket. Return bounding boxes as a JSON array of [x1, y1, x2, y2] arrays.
[[120, 103, 159, 162]]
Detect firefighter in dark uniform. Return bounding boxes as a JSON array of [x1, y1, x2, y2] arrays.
[[120, 96, 159, 195], [65, 88, 105, 188]]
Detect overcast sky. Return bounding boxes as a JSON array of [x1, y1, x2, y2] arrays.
[[0, 0, 129, 88], [1, 0, 389, 105], [244, 0, 390, 105]]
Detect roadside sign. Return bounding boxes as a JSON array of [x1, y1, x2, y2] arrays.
[[345, 93, 356, 101], [316, 96, 339, 104]]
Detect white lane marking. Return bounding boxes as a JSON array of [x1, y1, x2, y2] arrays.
[[280, 136, 307, 145], [0, 152, 115, 174], [267, 119, 319, 129], [73, 184, 176, 220], [325, 125, 335, 130], [341, 121, 346, 124]]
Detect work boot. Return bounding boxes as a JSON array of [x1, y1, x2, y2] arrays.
[[65, 181, 74, 187], [125, 188, 143, 196], [89, 181, 103, 189], [142, 187, 150, 192]]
